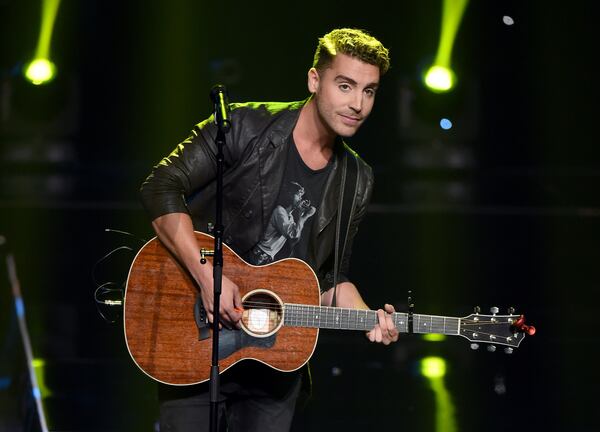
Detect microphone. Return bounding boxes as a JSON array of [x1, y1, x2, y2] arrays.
[[210, 84, 232, 133]]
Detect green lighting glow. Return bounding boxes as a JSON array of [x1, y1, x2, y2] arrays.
[[424, 0, 469, 93], [25, 58, 56, 85], [424, 66, 455, 93], [24, 0, 62, 85], [420, 356, 457, 432], [423, 333, 447, 342], [421, 356, 447, 378], [32, 358, 52, 398]]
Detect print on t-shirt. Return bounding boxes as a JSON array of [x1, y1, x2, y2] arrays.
[[252, 181, 317, 265]]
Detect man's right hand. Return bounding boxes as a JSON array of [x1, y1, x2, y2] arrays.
[[198, 270, 243, 329]]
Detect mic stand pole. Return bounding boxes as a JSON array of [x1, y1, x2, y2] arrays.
[[209, 121, 227, 432]]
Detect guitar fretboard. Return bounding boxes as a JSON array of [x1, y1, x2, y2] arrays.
[[284, 304, 460, 335]]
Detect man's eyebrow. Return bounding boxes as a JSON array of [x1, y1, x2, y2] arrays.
[[334, 74, 379, 89], [334, 75, 358, 85]]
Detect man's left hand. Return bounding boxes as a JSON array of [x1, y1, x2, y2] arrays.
[[366, 303, 399, 345]]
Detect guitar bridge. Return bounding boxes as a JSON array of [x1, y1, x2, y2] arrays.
[[194, 297, 210, 340]]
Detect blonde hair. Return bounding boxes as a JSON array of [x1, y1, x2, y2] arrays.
[[312, 28, 390, 75]]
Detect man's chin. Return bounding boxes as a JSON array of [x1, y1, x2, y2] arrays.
[[337, 127, 360, 138]]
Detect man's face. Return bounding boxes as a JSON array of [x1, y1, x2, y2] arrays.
[[309, 53, 380, 138]]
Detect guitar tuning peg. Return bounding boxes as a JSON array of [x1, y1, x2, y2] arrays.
[[470, 343, 479, 350], [487, 345, 497, 352], [474, 306, 481, 314], [512, 315, 537, 336], [504, 347, 514, 355], [508, 307, 515, 314], [490, 306, 499, 315]]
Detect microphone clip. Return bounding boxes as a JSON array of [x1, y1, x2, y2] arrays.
[[210, 84, 232, 133]]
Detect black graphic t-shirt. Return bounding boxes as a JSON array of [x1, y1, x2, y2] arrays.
[[248, 138, 332, 265]]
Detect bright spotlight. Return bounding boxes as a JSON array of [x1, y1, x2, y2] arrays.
[[421, 356, 447, 378], [24, 58, 56, 85], [424, 66, 455, 93]]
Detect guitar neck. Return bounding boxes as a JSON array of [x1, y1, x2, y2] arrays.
[[284, 304, 460, 336]]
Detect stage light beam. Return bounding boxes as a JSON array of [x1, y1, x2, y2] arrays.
[[424, 0, 470, 93], [23, 0, 62, 85], [420, 356, 457, 432]]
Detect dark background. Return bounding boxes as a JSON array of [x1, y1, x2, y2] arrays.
[[1, 0, 598, 430]]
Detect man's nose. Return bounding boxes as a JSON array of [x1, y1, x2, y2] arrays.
[[349, 93, 363, 113]]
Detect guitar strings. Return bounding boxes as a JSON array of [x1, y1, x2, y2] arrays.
[[239, 303, 515, 331]]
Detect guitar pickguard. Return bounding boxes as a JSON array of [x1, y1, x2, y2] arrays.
[[194, 297, 277, 359], [218, 329, 276, 360]]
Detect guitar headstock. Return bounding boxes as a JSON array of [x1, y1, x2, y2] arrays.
[[460, 307, 536, 353]]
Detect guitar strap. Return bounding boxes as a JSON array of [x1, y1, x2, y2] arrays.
[[331, 150, 359, 308]]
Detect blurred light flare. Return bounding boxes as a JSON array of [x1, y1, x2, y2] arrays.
[[503, 15, 515, 26], [423, 333, 447, 342], [32, 358, 52, 398], [440, 118, 453, 130]]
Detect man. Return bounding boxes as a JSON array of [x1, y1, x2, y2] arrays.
[[141, 27, 398, 432]]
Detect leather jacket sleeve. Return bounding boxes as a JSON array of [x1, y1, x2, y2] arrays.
[[139, 107, 257, 221]]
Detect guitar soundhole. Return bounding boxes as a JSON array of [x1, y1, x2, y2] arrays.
[[240, 289, 284, 338]]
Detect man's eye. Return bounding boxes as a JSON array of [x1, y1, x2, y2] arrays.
[[339, 84, 351, 91]]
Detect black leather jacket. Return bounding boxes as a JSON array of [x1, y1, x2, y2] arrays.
[[140, 100, 374, 290]]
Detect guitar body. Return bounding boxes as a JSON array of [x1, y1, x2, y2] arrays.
[[124, 231, 320, 385]]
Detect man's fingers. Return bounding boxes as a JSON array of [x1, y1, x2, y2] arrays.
[[365, 306, 400, 344], [378, 307, 398, 344], [385, 313, 397, 338], [370, 324, 383, 343], [234, 291, 243, 308], [377, 309, 388, 332], [206, 312, 223, 329]]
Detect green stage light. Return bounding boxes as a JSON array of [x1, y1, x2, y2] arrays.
[[423, 0, 469, 93], [23, 0, 62, 86], [32, 358, 52, 398], [423, 333, 447, 342], [421, 356, 447, 378], [424, 65, 455, 93], [24, 58, 56, 85], [420, 356, 457, 432]]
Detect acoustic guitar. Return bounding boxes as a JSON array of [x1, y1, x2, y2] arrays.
[[124, 231, 535, 385]]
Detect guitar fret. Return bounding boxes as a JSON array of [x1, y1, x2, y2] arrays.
[[395, 313, 408, 333], [411, 314, 460, 335]]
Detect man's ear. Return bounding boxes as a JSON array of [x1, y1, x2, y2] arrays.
[[307, 67, 320, 93]]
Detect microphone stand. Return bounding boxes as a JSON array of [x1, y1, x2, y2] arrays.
[[208, 88, 230, 432]]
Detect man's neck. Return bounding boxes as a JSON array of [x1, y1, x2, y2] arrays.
[[293, 98, 335, 170]]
